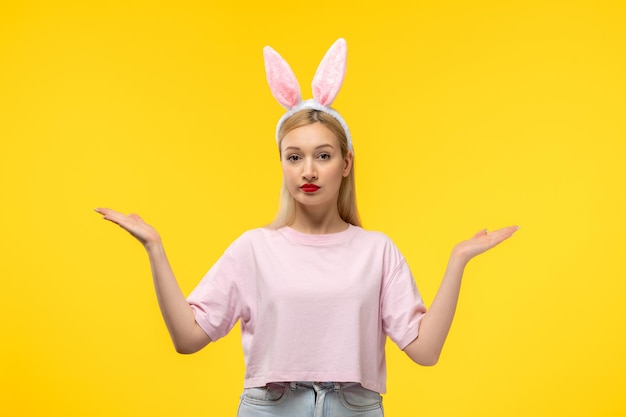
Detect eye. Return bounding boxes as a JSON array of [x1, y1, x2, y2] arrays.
[[318, 153, 331, 160], [286, 154, 301, 162]]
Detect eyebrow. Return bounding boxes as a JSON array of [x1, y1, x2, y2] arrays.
[[282, 144, 335, 152]]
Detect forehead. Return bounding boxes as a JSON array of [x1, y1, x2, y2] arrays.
[[280, 123, 339, 150]]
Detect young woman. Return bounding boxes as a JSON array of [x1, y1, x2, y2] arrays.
[[95, 39, 518, 417]]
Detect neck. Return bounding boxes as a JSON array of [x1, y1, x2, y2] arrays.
[[289, 204, 348, 234]]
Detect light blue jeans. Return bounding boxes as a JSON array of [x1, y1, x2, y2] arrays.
[[237, 382, 384, 417]]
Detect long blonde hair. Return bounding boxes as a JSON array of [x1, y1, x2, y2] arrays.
[[268, 109, 361, 229]]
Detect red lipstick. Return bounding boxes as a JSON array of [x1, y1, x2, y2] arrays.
[[300, 184, 320, 193]]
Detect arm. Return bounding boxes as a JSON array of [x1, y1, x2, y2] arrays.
[[403, 226, 519, 366], [95, 208, 211, 354]]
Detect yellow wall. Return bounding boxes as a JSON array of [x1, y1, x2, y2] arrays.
[[1, 1, 624, 416]]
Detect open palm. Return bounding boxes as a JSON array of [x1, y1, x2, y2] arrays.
[[95, 208, 160, 246], [453, 226, 519, 263]]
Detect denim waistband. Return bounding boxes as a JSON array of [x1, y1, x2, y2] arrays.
[[287, 381, 361, 391]]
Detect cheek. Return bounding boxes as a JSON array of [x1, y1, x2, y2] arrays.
[[334, 163, 348, 179], [281, 164, 298, 184]]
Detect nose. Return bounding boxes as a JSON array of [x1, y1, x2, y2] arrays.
[[302, 158, 317, 181]]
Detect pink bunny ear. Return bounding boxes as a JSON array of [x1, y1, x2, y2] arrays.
[[312, 38, 347, 106], [264, 46, 302, 109]]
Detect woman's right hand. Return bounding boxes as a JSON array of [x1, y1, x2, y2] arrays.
[[95, 208, 161, 248]]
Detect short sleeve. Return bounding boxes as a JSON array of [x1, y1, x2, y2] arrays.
[[381, 258, 427, 350], [187, 251, 242, 342]]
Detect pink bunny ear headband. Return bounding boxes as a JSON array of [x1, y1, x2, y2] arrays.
[[263, 38, 352, 151]]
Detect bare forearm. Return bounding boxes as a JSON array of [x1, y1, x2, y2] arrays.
[[95, 208, 211, 353], [404, 254, 467, 365], [145, 240, 210, 354], [404, 225, 519, 365]]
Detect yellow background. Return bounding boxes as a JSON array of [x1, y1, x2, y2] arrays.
[[1, 0, 625, 416]]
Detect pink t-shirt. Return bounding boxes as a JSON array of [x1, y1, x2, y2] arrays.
[[187, 225, 426, 393]]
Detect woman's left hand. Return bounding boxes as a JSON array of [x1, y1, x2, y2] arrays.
[[452, 226, 519, 264]]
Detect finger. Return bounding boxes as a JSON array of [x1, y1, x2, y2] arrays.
[[492, 225, 520, 237], [95, 207, 122, 218], [128, 213, 143, 222], [472, 229, 488, 239], [95, 208, 132, 226], [484, 225, 520, 244]]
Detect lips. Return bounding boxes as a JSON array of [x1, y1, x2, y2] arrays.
[[300, 184, 320, 193]]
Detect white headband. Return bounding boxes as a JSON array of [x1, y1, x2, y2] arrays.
[[263, 38, 352, 150]]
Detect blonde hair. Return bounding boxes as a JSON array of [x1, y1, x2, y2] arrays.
[[268, 109, 361, 229]]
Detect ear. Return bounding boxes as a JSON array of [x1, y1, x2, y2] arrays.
[[312, 38, 347, 107], [264, 46, 302, 109], [342, 150, 353, 177]]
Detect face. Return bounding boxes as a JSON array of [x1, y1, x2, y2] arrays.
[[280, 122, 353, 211]]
